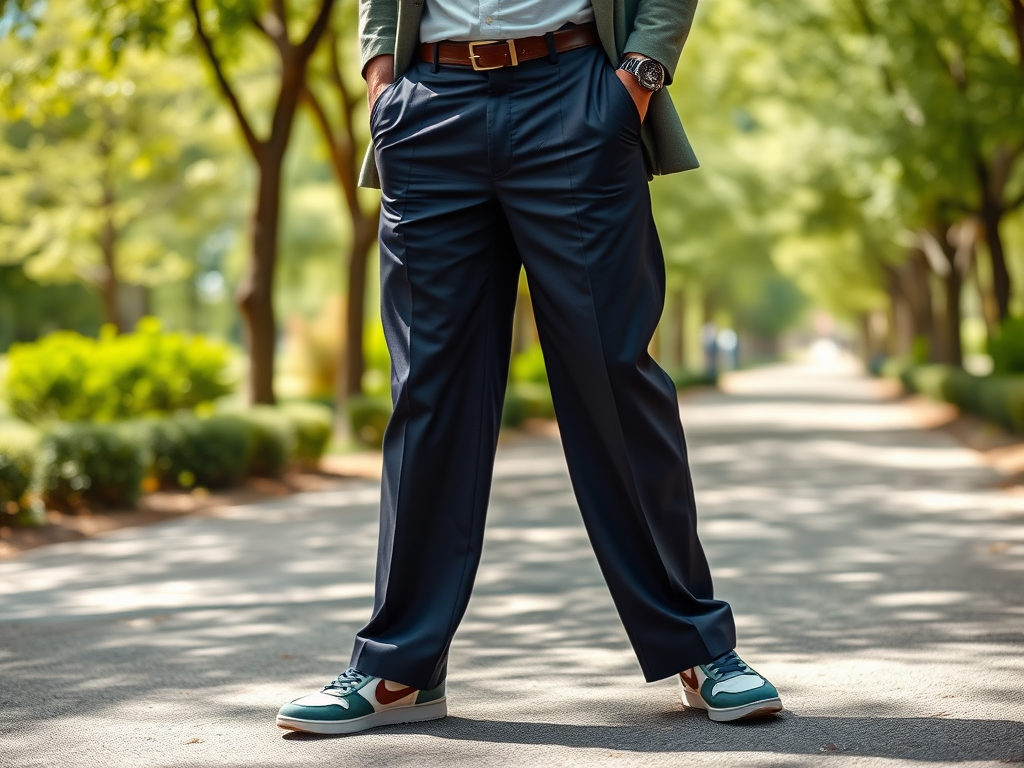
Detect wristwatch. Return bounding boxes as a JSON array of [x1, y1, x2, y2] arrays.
[[618, 57, 665, 92]]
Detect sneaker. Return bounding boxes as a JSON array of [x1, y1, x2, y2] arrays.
[[276, 668, 447, 735], [679, 650, 783, 722]]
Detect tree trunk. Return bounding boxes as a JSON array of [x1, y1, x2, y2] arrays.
[[941, 265, 963, 367], [885, 266, 912, 356], [857, 313, 873, 362], [672, 286, 686, 369], [907, 251, 935, 359], [1010, 0, 1024, 76], [98, 179, 121, 331], [970, 248, 998, 340], [189, 0, 336, 405], [238, 154, 284, 405], [979, 200, 1011, 323]]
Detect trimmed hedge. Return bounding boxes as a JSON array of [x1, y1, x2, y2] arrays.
[[896, 363, 1024, 435], [281, 402, 333, 469], [503, 382, 556, 427], [146, 415, 252, 490], [235, 407, 295, 478], [989, 316, 1024, 375], [349, 396, 392, 449], [5, 318, 234, 424], [33, 423, 149, 510], [0, 426, 39, 515], [0, 404, 336, 517]]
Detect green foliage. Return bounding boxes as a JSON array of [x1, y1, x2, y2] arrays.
[[667, 369, 718, 391], [0, 265, 104, 352], [504, 345, 555, 427], [33, 422, 148, 509], [0, 0, 245, 304], [348, 395, 391, 449], [0, 423, 39, 515], [280, 402, 332, 468], [145, 414, 252, 489], [899, 364, 1024, 435], [234, 407, 295, 478], [510, 345, 548, 385], [500, 389, 528, 428], [5, 318, 234, 424], [502, 382, 556, 428], [988, 317, 1024, 375]]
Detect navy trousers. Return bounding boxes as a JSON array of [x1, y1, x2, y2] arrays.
[[350, 45, 736, 691]]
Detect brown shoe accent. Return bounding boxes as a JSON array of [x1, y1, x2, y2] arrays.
[[680, 668, 700, 691]]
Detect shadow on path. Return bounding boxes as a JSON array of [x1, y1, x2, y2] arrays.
[[282, 713, 1024, 762]]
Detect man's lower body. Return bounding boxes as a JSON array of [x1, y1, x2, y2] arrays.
[[278, 42, 781, 734]]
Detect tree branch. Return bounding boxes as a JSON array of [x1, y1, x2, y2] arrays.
[[189, 0, 262, 158], [251, 12, 290, 53], [1009, 0, 1024, 77], [271, 0, 289, 40], [297, 0, 337, 59], [847, 0, 896, 95]]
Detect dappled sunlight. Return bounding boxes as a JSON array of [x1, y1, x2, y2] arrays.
[[2, 364, 1023, 765]]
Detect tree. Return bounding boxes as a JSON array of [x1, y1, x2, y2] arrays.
[[0, 1, 228, 331], [302, 11, 377, 412], [844, 0, 1024, 323], [186, 0, 336, 403]]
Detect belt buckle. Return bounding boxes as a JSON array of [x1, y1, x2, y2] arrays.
[[468, 39, 518, 71]]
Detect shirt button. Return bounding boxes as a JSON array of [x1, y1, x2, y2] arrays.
[[485, 16, 493, 23]]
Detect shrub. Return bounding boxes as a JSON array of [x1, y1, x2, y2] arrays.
[[0, 425, 39, 515], [349, 396, 392, 449], [989, 316, 1024, 375], [513, 382, 556, 420], [235, 407, 295, 478], [33, 423, 148, 510], [511, 345, 549, 385], [502, 389, 529, 427], [146, 415, 252, 489], [280, 402, 333, 469], [903, 364, 955, 403], [899, 364, 1024, 436], [5, 317, 234, 424], [879, 356, 913, 381], [667, 368, 718, 391]]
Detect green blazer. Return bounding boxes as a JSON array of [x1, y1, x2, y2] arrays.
[[357, 0, 699, 188]]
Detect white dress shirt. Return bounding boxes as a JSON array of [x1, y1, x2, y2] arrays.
[[420, 0, 595, 44]]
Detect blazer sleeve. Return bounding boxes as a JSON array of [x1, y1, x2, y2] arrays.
[[359, 0, 398, 75], [623, 0, 697, 84]]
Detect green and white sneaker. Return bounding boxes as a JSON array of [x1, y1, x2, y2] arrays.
[[680, 650, 783, 723], [276, 668, 447, 735]]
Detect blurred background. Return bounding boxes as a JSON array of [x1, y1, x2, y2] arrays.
[[1, 0, 1023, 520]]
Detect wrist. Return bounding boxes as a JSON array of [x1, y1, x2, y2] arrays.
[[618, 54, 665, 92]]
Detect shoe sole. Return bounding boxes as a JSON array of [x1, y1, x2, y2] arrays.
[[276, 699, 448, 735], [682, 689, 783, 723]]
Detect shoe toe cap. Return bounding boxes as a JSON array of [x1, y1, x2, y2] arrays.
[[278, 691, 375, 722], [707, 677, 780, 708]]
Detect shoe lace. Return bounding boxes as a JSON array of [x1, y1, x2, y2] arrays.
[[705, 650, 750, 680], [321, 668, 368, 698]]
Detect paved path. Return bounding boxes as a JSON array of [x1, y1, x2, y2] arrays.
[[2, 361, 1024, 767]]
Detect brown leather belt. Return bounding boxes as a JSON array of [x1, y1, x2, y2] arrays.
[[418, 23, 599, 71]]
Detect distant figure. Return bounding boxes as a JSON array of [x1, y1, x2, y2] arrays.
[[276, 0, 782, 735], [701, 321, 719, 378], [717, 328, 739, 371]]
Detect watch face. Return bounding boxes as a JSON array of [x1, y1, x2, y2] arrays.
[[636, 59, 665, 91]]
